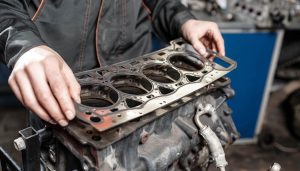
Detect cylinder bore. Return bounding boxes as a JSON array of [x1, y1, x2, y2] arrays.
[[142, 64, 180, 83], [169, 54, 204, 71], [111, 74, 152, 95], [80, 84, 118, 108]]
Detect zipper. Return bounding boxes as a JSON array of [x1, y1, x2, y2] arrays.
[[77, 0, 91, 71], [95, 0, 105, 67]]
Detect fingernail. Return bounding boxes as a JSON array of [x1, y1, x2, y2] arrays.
[[200, 49, 206, 56], [65, 110, 75, 120], [49, 119, 56, 125], [58, 120, 68, 127], [75, 97, 81, 104]]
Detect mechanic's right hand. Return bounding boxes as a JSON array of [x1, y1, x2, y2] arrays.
[[8, 45, 81, 126]]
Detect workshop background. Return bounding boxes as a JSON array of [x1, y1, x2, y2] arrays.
[[1, 0, 300, 170]]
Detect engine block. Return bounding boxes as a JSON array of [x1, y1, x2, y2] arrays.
[[46, 39, 239, 171]]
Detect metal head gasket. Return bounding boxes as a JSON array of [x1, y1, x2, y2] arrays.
[[74, 39, 237, 133]]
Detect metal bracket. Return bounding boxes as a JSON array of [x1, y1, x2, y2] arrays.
[[0, 147, 21, 171], [17, 127, 41, 171]]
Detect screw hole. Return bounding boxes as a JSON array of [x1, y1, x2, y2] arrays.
[[111, 108, 118, 112], [92, 135, 101, 141], [85, 111, 92, 115], [86, 130, 93, 134], [90, 116, 101, 122]]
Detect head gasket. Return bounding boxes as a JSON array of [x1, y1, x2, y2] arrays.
[[74, 39, 236, 133]]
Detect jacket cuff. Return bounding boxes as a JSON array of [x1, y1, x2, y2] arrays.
[[5, 30, 46, 69], [173, 10, 196, 37]]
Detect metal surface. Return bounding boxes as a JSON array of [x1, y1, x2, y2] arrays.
[[194, 103, 227, 171], [0, 147, 21, 171], [18, 127, 41, 171], [74, 39, 236, 133], [52, 82, 239, 170], [13, 137, 26, 151]]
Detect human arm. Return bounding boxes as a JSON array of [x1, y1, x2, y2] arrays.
[[0, 0, 80, 126], [142, 0, 225, 57]]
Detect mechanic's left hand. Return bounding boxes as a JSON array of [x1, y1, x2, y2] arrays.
[[181, 19, 225, 58]]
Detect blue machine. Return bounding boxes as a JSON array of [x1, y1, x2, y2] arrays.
[[223, 31, 281, 139]]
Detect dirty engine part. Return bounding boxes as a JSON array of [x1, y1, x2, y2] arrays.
[[2, 39, 239, 171]]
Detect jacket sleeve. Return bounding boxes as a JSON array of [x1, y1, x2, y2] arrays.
[[142, 0, 196, 42], [0, 0, 46, 69]]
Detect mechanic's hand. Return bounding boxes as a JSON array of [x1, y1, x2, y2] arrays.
[[8, 45, 81, 126], [181, 19, 225, 58]]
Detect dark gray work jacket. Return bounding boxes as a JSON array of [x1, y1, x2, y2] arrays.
[[0, 0, 195, 72]]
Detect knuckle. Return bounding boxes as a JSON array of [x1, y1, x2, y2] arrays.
[[14, 70, 23, 77], [51, 112, 64, 121], [43, 56, 59, 67], [24, 99, 35, 108], [13, 71, 26, 81], [39, 94, 50, 103], [8, 76, 14, 86], [38, 115, 49, 122], [51, 79, 63, 92], [24, 61, 38, 70], [210, 22, 218, 28], [56, 95, 68, 107]]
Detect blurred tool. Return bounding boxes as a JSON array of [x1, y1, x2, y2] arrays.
[[269, 163, 281, 171]]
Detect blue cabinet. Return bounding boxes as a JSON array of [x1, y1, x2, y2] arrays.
[[223, 31, 283, 139]]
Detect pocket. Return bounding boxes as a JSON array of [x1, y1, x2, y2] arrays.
[[31, 0, 46, 22]]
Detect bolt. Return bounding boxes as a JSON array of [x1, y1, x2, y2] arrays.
[[82, 162, 89, 171], [13, 137, 26, 151], [269, 163, 281, 171], [140, 134, 149, 144], [205, 77, 213, 82], [216, 127, 223, 133]]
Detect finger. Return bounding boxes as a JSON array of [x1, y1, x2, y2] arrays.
[[62, 65, 81, 104], [14, 70, 56, 124], [8, 76, 24, 105], [190, 37, 208, 56], [207, 43, 217, 61], [25, 63, 68, 126], [200, 37, 212, 50], [208, 43, 217, 62], [212, 41, 217, 52], [211, 27, 225, 56], [45, 63, 76, 120]]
